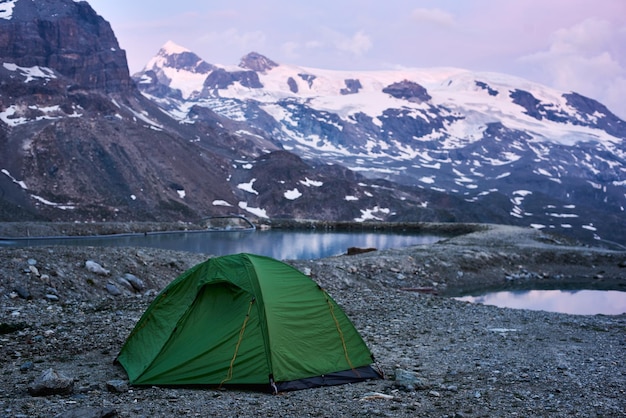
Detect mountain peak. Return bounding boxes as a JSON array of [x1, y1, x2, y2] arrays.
[[145, 41, 214, 75], [239, 52, 278, 72], [160, 40, 191, 56]]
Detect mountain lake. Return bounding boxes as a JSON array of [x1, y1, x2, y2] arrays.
[[0, 229, 440, 260]]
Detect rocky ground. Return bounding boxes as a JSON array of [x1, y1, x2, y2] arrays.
[[0, 222, 625, 417]]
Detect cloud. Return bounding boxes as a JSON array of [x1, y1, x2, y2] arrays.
[[520, 18, 626, 119], [335, 30, 372, 56], [281, 39, 324, 61], [410, 8, 455, 27], [198, 28, 267, 54]]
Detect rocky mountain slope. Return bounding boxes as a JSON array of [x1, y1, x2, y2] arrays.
[[1, 0, 487, 227], [134, 41, 626, 246]]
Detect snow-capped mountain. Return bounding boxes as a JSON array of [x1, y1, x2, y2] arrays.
[[134, 41, 626, 246], [2, 1, 499, 228]]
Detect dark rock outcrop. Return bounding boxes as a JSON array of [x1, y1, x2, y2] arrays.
[[239, 52, 278, 72], [340, 79, 362, 95], [0, 0, 131, 92], [382, 80, 431, 102]]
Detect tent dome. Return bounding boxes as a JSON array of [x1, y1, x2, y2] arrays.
[[116, 253, 381, 393]]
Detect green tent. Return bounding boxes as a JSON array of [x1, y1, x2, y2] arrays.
[[116, 253, 381, 393]]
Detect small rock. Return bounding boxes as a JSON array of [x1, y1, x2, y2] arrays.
[[106, 283, 122, 296], [29, 265, 40, 276], [347, 247, 377, 255], [45, 294, 59, 301], [116, 277, 134, 292], [123, 273, 144, 291], [14, 286, 32, 300], [393, 368, 430, 391], [28, 368, 74, 396], [85, 261, 110, 276], [106, 379, 129, 393], [20, 361, 34, 372]]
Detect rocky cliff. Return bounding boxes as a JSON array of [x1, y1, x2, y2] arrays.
[[0, 0, 130, 92]]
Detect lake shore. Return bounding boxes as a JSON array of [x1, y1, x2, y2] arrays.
[[0, 222, 624, 417]]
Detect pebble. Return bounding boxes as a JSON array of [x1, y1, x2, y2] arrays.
[[14, 286, 31, 300], [105, 283, 122, 296], [19, 361, 34, 372]]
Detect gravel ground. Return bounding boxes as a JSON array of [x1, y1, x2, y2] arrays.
[[0, 223, 625, 417]]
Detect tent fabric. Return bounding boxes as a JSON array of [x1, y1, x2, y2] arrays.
[[116, 253, 381, 392]]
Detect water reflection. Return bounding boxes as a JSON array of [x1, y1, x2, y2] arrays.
[[456, 289, 626, 315], [0, 230, 440, 260]]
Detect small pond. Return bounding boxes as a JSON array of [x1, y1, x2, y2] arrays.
[[455, 289, 626, 316]]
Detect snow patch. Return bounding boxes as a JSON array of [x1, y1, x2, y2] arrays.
[[238, 202, 268, 218], [3, 63, 57, 82], [32, 195, 76, 210], [212, 200, 233, 207], [0, 1, 18, 20], [0, 105, 27, 126], [237, 179, 259, 195], [284, 188, 302, 200], [1, 169, 27, 189], [354, 206, 390, 222], [547, 213, 579, 218], [300, 178, 323, 187]]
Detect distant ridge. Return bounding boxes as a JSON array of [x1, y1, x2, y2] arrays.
[[131, 41, 626, 245]]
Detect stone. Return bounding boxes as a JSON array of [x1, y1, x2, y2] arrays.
[[85, 261, 110, 276], [347, 247, 377, 256], [116, 277, 134, 292], [393, 368, 430, 391], [14, 286, 32, 300], [20, 361, 34, 372], [106, 380, 128, 393], [105, 283, 122, 296], [123, 274, 144, 291], [28, 368, 74, 396]]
